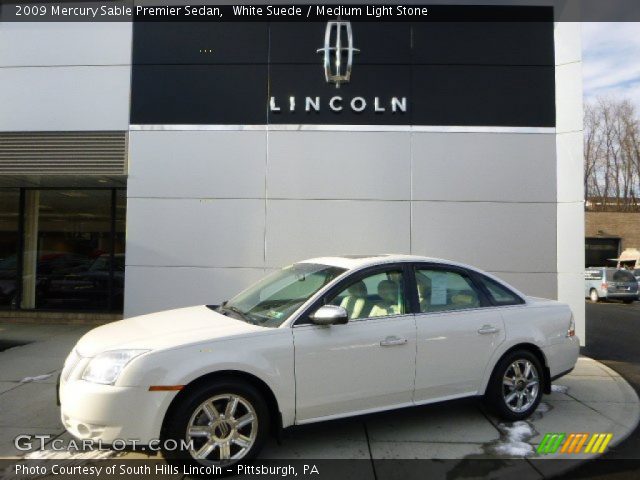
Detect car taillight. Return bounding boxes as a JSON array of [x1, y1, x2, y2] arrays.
[[601, 282, 608, 290], [567, 314, 576, 338]]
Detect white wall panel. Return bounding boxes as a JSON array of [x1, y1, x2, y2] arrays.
[[126, 198, 265, 268], [0, 22, 132, 67], [124, 266, 265, 317], [555, 62, 584, 134], [557, 202, 585, 274], [412, 201, 556, 273], [0, 66, 130, 131], [556, 131, 584, 203], [554, 22, 582, 66], [128, 131, 266, 199], [555, 22, 584, 343], [268, 131, 410, 200], [412, 133, 556, 202], [487, 272, 558, 300], [265, 200, 411, 267]]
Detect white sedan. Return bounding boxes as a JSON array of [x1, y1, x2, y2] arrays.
[[59, 255, 579, 466]]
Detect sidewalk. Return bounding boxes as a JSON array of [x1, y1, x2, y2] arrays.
[[1, 323, 638, 473]]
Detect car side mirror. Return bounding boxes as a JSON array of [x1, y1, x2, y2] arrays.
[[309, 305, 349, 326]]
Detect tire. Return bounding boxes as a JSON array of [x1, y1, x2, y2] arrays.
[[484, 350, 544, 421], [623, 299, 634, 304], [162, 379, 270, 468], [590, 289, 600, 303]]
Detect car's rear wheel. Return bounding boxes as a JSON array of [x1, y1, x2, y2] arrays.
[[162, 379, 269, 468], [484, 350, 543, 421], [590, 289, 600, 303]]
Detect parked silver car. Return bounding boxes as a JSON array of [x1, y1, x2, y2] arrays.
[[585, 268, 639, 303]]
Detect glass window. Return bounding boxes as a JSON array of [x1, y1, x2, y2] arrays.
[[476, 275, 523, 306], [611, 269, 637, 283], [13, 189, 126, 312], [0, 189, 20, 309], [415, 269, 481, 313], [329, 269, 406, 319], [585, 269, 603, 281], [223, 263, 345, 328], [30, 190, 113, 310]]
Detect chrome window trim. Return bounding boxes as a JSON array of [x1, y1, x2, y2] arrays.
[[292, 312, 414, 328]]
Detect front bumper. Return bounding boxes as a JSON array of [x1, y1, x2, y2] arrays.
[[59, 378, 178, 445]]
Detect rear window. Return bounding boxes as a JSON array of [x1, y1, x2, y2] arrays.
[[476, 275, 523, 306], [585, 270, 603, 280], [611, 270, 637, 283]]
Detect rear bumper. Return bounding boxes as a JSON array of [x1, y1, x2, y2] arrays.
[[543, 336, 580, 379], [605, 292, 638, 300]]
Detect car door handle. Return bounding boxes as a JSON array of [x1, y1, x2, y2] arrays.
[[477, 325, 500, 335], [380, 336, 408, 347]]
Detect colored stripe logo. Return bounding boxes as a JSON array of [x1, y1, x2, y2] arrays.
[[537, 433, 613, 455]]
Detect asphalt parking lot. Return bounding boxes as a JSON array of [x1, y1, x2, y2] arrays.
[[564, 300, 640, 479], [582, 301, 640, 455]]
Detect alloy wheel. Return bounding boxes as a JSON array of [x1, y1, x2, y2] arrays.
[[186, 393, 258, 463], [502, 359, 540, 413]]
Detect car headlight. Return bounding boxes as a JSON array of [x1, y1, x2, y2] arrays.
[[82, 350, 149, 385]]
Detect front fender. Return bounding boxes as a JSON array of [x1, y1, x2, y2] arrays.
[[118, 329, 296, 427]]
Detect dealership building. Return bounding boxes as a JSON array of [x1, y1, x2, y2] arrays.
[[0, 3, 586, 341]]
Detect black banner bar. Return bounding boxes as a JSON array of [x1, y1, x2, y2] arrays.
[[2, 1, 640, 22]]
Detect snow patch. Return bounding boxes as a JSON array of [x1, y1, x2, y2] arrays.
[[489, 421, 537, 458], [551, 384, 569, 394], [20, 374, 52, 383]]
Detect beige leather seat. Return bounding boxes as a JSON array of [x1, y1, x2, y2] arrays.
[[340, 281, 368, 319], [370, 279, 402, 317]]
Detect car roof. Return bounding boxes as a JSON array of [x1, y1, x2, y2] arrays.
[[297, 254, 474, 271]]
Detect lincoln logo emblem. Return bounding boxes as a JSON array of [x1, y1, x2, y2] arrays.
[[317, 21, 359, 88]]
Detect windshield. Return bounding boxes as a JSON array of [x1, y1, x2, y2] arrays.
[[221, 263, 346, 328]]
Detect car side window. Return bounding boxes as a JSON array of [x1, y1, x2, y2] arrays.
[[328, 270, 406, 319], [476, 275, 523, 306], [415, 268, 481, 313]]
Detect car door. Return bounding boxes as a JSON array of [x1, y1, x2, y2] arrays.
[[292, 265, 417, 422], [412, 264, 507, 402]]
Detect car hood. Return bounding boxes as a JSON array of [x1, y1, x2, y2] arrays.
[[75, 305, 265, 357]]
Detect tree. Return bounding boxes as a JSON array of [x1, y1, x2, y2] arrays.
[[584, 98, 640, 211]]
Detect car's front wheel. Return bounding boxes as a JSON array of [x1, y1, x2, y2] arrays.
[[162, 379, 269, 467], [484, 350, 543, 421], [590, 289, 600, 303]]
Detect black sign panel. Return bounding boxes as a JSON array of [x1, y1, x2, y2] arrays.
[[130, 11, 556, 127]]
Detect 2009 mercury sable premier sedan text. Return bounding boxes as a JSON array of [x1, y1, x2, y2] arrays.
[[59, 255, 579, 466]]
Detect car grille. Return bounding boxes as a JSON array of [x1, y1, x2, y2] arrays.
[[61, 349, 82, 382]]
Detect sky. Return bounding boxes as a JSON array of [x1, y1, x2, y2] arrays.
[[582, 23, 640, 107]]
